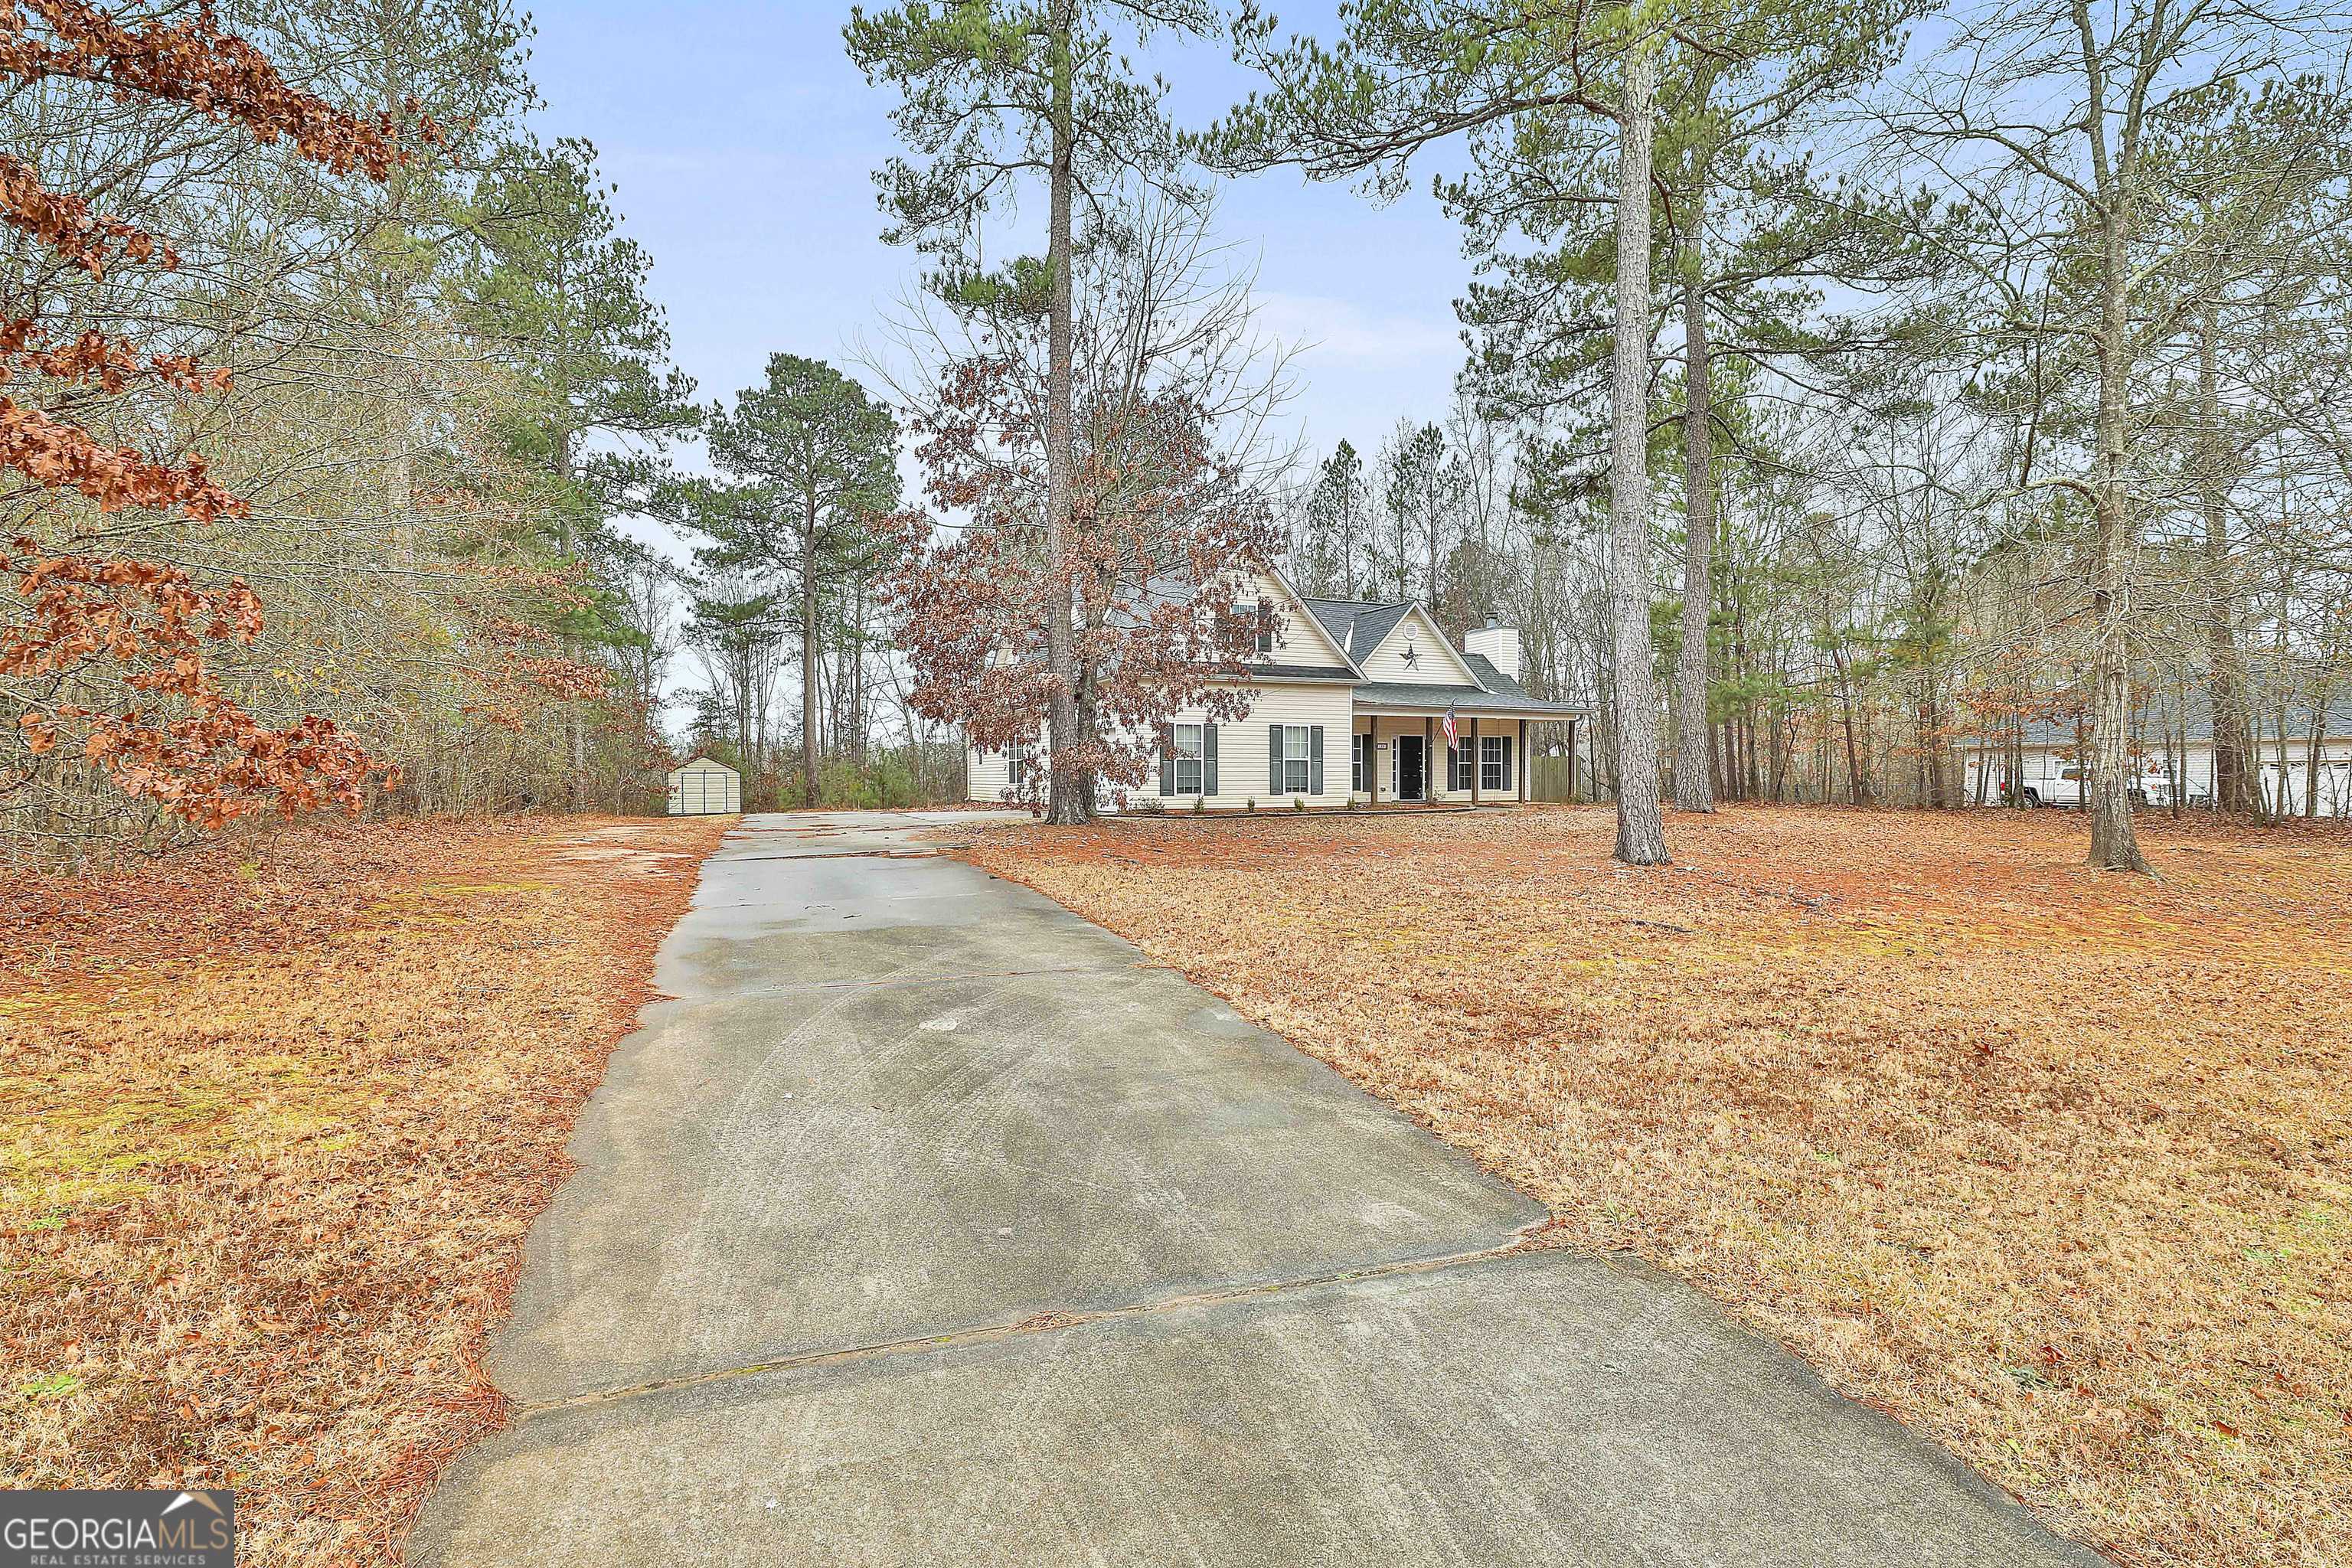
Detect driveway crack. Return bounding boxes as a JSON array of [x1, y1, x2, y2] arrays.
[[503, 1230, 1559, 1424]]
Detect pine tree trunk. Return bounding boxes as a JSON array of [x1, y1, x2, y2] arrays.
[[2088, 217, 2149, 871], [2307, 689, 2330, 817], [552, 422, 586, 809], [1041, 0, 1088, 825], [1673, 144, 1714, 812], [2198, 305, 2252, 814], [802, 496, 822, 808], [1609, 42, 1668, 866]]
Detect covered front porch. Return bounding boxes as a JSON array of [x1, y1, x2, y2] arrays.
[[1350, 709, 1573, 806]]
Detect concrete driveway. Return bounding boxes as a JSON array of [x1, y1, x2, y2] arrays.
[[407, 811, 2101, 1567]]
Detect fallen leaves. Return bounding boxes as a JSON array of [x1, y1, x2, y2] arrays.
[[0, 812, 727, 1566], [958, 804, 2352, 1568]]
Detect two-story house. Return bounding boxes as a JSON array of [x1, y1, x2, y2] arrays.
[[965, 560, 1583, 809]]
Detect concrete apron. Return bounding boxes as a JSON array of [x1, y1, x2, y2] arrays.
[[408, 812, 2100, 1568]]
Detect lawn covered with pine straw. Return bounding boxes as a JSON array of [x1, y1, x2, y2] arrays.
[[954, 805, 2351, 1568], [0, 813, 728, 1566]]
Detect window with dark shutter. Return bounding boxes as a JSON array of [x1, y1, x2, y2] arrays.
[[1270, 725, 1312, 795], [1230, 602, 1274, 658], [1173, 724, 1206, 796]]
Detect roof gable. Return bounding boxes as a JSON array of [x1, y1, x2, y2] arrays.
[[1245, 564, 1363, 675], [1358, 604, 1480, 686]]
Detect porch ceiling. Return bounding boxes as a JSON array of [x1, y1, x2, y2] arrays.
[[1354, 687, 1583, 721]]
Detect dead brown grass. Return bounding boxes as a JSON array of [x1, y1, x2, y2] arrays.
[[954, 804, 2352, 1568], [0, 812, 729, 1566]]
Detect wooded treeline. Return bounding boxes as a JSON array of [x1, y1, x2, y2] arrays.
[[844, 0, 2352, 867], [660, 349, 968, 812], [0, 0, 704, 858], [11, 0, 2349, 860], [1223, 0, 2352, 838]]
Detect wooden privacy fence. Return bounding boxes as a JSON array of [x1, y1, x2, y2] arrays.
[[1524, 718, 1585, 802], [1529, 751, 1578, 803]]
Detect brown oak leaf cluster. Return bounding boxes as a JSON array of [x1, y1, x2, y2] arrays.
[[2, 0, 437, 826], [4, 544, 379, 825], [887, 355, 1279, 809]]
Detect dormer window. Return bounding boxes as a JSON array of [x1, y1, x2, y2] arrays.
[[1230, 602, 1274, 657]]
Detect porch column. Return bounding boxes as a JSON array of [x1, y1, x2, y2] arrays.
[[1519, 719, 1530, 802], [1424, 715, 1435, 802], [1470, 717, 1481, 805], [1565, 717, 1581, 804], [1367, 720, 1379, 805]]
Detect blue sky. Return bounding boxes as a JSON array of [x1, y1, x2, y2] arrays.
[[525, 1, 1480, 468]]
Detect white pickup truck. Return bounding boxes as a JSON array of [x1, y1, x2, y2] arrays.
[[1993, 758, 2184, 808]]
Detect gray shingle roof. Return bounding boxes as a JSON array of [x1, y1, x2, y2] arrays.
[[1461, 652, 1528, 698], [1302, 596, 1413, 661], [1222, 662, 1358, 682], [1352, 681, 1581, 715], [2013, 690, 2352, 746]]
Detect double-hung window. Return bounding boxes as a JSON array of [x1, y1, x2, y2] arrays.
[[1006, 744, 1028, 789], [1279, 725, 1312, 794], [1230, 603, 1274, 657], [1481, 733, 1508, 792], [1173, 724, 1206, 795], [1351, 733, 1367, 792]]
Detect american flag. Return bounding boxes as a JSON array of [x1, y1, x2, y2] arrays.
[[1440, 705, 1459, 747]]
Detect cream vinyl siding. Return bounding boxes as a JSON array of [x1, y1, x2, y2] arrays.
[[965, 566, 1360, 805], [1357, 606, 1479, 686], [1235, 566, 1355, 669], [1433, 717, 1522, 802], [1148, 682, 1354, 809], [1354, 714, 1524, 802], [963, 683, 1356, 808], [965, 741, 1035, 802]]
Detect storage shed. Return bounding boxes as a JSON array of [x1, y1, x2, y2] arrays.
[[665, 756, 740, 815]]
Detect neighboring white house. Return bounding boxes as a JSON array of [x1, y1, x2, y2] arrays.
[[1963, 697, 2352, 817], [965, 562, 1583, 810], [666, 755, 741, 815]]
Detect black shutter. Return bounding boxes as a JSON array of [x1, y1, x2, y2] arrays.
[[1310, 726, 1325, 795], [1204, 724, 1220, 795], [1269, 724, 1283, 795], [1158, 724, 1174, 797], [1502, 735, 1514, 791]]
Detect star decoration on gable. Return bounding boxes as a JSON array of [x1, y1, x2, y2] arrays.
[[1400, 642, 1420, 669]]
